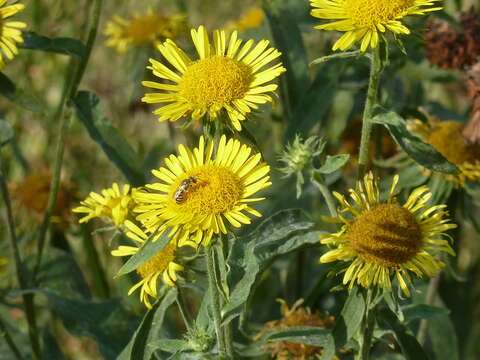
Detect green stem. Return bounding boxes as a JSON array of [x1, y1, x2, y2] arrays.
[[33, 0, 104, 279], [416, 272, 441, 345], [0, 316, 24, 360], [0, 157, 41, 360], [205, 245, 227, 359], [357, 47, 382, 180], [358, 289, 375, 360], [311, 172, 338, 217], [176, 287, 192, 332]]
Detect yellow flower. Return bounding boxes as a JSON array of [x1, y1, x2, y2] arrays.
[[227, 8, 265, 32], [408, 118, 480, 187], [320, 172, 456, 296], [141, 25, 286, 131], [104, 8, 186, 53], [73, 183, 134, 227], [0, 0, 27, 70], [310, 0, 442, 52], [112, 220, 195, 308], [134, 135, 271, 246]]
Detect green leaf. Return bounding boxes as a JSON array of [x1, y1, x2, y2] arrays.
[[371, 110, 459, 174], [402, 304, 449, 323], [21, 32, 87, 58], [261, 326, 331, 346], [0, 119, 14, 147], [377, 308, 429, 360], [73, 91, 146, 186], [118, 288, 178, 360], [116, 230, 169, 277], [0, 73, 44, 112], [147, 339, 188, 354], [287, 60, 349, 140], [263, 0, 309, 112], [426, 299, 459, 360], [223, 209, 322, 325], [324, 287, 365, 356], [316, 154, 350, 175], [42, 329, 67, 360], [12, 289, 140, 360]]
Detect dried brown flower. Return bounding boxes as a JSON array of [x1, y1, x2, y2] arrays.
[[256, 299, 339, 360], [425, 7, 480, 70]]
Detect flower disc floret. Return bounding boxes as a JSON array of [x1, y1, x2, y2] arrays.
[[310, 0, 442, 51], [141, 25, 286, 131], [320, 172, 456, 296], [133, 135, 271, 246]]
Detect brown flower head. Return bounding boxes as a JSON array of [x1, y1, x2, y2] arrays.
[[256, 299, 338, 360]]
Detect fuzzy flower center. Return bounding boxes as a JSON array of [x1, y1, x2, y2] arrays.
[[179, 55, 252, 106], [345, 0, 414, 27], [347, 203, 422, 267], [137, 242, 176, 279], [427, 121, 480, 165], [171, 164, 243, 215], [128, 15, 166, 43]]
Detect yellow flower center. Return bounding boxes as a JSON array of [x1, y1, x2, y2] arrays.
[[179, 55, 252, 106], [171, 164, 243, 215], [345, 0, 414, 28], [137, 242, 176, 279], [347, 204, 422, 267], [128, 14, 166, 43], [427, 121, 480, 165]]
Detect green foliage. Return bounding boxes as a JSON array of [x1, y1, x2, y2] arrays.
[[73, 90, 146, 186], [0, 73, 44, 112], [0, 119, 14, 147], [21, 32, 87, 59]]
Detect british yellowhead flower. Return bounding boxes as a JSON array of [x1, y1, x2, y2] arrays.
[[310, 0, 442, 52], [141, 25, 286, 131], [227, 7, 265, 33], [73, 183, 134, 227], [320, 172, 456, 296], [111, 220, 195, 308], [408, 118, 480, 187], [104, 8, 186, 53], [0, 0, 27, 70], [134, 135, 271, 246]]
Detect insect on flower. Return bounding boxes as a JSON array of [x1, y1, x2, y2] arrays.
[[174, 177, 197, 204]]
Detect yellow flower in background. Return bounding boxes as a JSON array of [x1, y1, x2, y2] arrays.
[[409, 118, 480, 187], [104, 8, 186, 53], [111, 221, 195, 308], [134, 135, 271, 246], [73, 183, 134, 227], [320, 172, 456, 296], [310, 0, 442, 52], [227, 7, 265, 32], [0, 0, 27, 70], [142, 25, 286, 131]]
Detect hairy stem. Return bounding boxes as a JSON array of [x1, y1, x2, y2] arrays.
[[176, 286, 192, 332], [312, 172, 338, 217], [357, 47, 382, 179], [34, 0, 104, 278], [358, 289, 375, 360], [205, 245, 227, 358], [0, 157, 41, 360]]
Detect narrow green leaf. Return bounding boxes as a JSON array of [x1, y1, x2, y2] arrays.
[[378, 308, 429, 360], [402, 304, 449, 323], [0, 119, 14, 147], [147, 339, 188, 354], [371, 110, 459, 174], [118, 288, 178, 360], [73, 90, 145, 186], [21, 32, 87, 58], [116, 230, 169, 277], [223, 209, 322, 325], [0, 73, 44, 112], [261, 326, 331, 346], [327, 287, 365, 354], [316, 154, 350, 175], [263, 0, 309, 112]]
